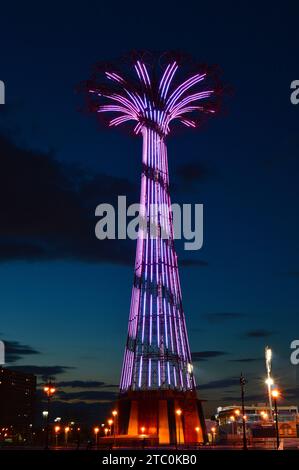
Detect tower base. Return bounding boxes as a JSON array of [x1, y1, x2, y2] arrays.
[[116, 389, 207, 445]]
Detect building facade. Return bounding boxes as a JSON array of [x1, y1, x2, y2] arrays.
[[215, 404, 299, 440], [0, 367, 36, 439]]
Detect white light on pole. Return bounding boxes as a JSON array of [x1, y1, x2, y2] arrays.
[[265, 346, 274, 420]]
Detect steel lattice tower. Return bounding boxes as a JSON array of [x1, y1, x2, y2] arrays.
[[85, 52, 222, 444]]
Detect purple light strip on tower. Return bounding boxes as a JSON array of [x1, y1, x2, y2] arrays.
[[148, 358, 151, 387], [149, 294, 153, 344], [158, 360, 161, 387], [138, 355, 143, 388], [166, 74, 206, 111], [160, 62, 178, 99], [161, 142, 186, 388]]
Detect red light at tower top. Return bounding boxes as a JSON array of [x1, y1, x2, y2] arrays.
[[84, 52, 223, 445]]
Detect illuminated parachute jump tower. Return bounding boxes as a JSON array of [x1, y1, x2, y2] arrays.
[[86, 52, 222, 445]]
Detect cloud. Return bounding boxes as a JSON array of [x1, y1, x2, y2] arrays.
[[202, 312, 244, 323], [0, 133, 137, 265], [0, 133, 208, 267], [4, 340, 40, 363], [56, 380, 118, 389], [243, 329, 275, 338], [198, 377, 239, 390], [9, 365, 74, 377], [192, 351, 228, 362], [57, 390, 117, 402]]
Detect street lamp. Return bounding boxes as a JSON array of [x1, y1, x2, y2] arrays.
[[265, 347, 274, 420], [54, 425, 60, 447], [260, 411, 269, 420], [176, 408, 182, 449], [240, 373, 248, 451], [195, 426, 200, 444], [112, 410, 118, 446], [76, 427, 81, 449], [104, 427, 109, 437], [271, 389, 281, 449], [94, 426, 100, 447], [42, 410, 48, 432], [108, 419, 113, 436], [43, 382, 56, 450], [64, 426, 70, 447], [211, 426, 216, 445]]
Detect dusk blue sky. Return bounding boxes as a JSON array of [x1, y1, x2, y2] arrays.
[[0, 1, 298, 419]]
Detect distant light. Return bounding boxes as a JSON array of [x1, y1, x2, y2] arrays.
[[94, 427, 100, 434], [112, 410, 118, 417], [65, 426, 70, 433], [265, 377, 274, 386], [176, 408, 182, 416], [42, 411, 48, 418], [272, 389, 280, 399]]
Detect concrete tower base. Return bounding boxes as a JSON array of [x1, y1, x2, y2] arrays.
[[116, 389, 207, 445]]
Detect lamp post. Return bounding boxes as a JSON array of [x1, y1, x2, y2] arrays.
[[176, 409, 182, 449], [54, 425, 60, 447], [76, 427, 81, 449], [272, 389, 281, 449], [265, 347, 274, 421], [195, 426, 200, 446], [211, 426, 216, 445], [240, 373, 248, 451], [43, 382, 56, 450], [94, 427, 100, 448], [112, 410, 118, 446], [64, 426, 70, 448], [42, 410, 48, 433], [108, 419, 113, 436]]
